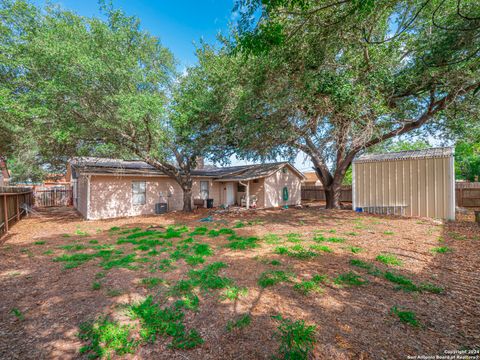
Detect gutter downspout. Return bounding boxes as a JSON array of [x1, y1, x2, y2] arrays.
[[239, 180, 250, 209]]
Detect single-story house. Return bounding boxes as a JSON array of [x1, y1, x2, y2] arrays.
[[68, 158, 304, 220], [352, 147, 455, 220], [303, 171, 321, 186]]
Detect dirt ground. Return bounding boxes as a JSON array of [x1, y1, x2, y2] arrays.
[[0, 205, 479, 360]]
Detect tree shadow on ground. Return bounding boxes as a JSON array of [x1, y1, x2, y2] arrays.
[[0, 207, 479, 359]]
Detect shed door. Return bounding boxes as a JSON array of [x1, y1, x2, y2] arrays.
[[226, 183, 235, 206]]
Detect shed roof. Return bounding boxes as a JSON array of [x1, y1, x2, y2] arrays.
[[69, 157, 305, 180], [353, 147, 454, 164]]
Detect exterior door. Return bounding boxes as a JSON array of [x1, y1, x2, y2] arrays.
[[226, 183, 235, 206]]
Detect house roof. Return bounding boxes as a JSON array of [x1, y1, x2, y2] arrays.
[[353, 147, 454, 164], [303, 171, 319, 183], [69, 157, 305, 181]]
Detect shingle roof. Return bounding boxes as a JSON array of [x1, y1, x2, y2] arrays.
[[70, 157, 305, 180], [353, 147, 454, 163]]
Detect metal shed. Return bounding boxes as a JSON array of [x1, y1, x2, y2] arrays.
[[352, 147, 455, 220]]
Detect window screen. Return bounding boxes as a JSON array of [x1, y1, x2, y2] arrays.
[[200, 181, 209, 200], [132, 181, 146, 205]]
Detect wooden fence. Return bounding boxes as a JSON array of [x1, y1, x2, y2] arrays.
[[302, 182, 480, 208], [0, 186, 34, 238], [456, 182, 480, 208], [301, 185, 353, 202], [34, 188, 73, 207]]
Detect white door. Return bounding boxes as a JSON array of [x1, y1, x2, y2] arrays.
[[226, 183, 235, 206]]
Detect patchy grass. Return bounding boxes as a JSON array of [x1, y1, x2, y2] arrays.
[[127, 296, 203, 349], [208, 228, 236, 237], [383, 231, 394, 235], [274, 246, 289, 255], [92, 282, 101, 290], [270, 259, 282, 266], [140, 277, 165, 289], [285, 233, 302, 243], [226, 314, 251, 332], [346, 246, 363, 254], [78, 316, 138, 358], [313, 234, 345, 243], [334, 272, 368, 286], [221, 285, 248, 301], [273, 315, 317, 360], [287, 246, 318, 260], [309, 244, 333, 253], [431, 246, 451, 254], [293, 280, 322, 295], [263, 233, 281, 244], [226, 235, 259, 250], [42, 250, 54, 255], [10, 308, 25, 321], [34, 241, 46, 245], [390, 306, 420, 327], [258, 270, 293, 288], [189, 226, 208, 236], [376, 253, 403, 267]]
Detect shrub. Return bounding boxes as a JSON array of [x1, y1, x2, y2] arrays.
[[273, 315, 317, 359]]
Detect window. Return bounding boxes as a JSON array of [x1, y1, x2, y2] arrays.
[[237, 184, 246, 192], [132, 181, 146, 205], [200, 181, 209, 200]]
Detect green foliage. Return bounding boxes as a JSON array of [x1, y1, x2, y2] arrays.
[[293, 280, 322, 295], [390, 306, 420, 327], [309, 244, 333, 253], [285, 233, 302, 243], [226, 235, 259, 250], [190, 226, 208, 236], [258, 270, 292, 288], [78, 316, 138, 359], [127, 296, 204, 349], [10, 308, 24, 321], [192, 243, 213, 256], [376, 254, 403, 267], [187, 262, 232, 291], [431, 246, 451, 254], [334, 272, 368, 286], [274, 246, 289, 255], [313, 235, 344, 243], [221, 285, 248, 301], [92, 282, 101, 290], [185, 255, 205, 266], [34, 241, 45, 245], [273, 315, 317, 360], [140, 277, 165, 289], [264, 233, 282, 244], [226, 314, 251, 332], [455, 141, 480, 181], [346, 246, 363, 253]]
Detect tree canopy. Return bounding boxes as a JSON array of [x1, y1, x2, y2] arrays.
[[221, 0, 480, 207]]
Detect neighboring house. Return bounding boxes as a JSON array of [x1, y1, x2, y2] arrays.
[[303, 171, 321, 186], [352, 147, 455, 220], [68, 158, 305, 220]]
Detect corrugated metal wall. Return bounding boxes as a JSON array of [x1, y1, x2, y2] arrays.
[[353, 155, 455, 220]]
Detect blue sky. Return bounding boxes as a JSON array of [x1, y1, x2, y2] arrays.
[[33, 0, 315, 171], [36, 0, 236, 68]]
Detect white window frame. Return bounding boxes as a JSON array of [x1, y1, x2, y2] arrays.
[[200, 181, 209, 200], [132, 181, 146, 206]]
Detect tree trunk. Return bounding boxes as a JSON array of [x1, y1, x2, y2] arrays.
[[324, 183, 342, 209], [182, 187, 193, 212]]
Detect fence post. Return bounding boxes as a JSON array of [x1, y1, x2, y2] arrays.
[[3, 194, 8, 233], [16, 194, 20, 221]]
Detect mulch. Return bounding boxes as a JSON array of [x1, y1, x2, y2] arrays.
[[0, 205, 479, 360]]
